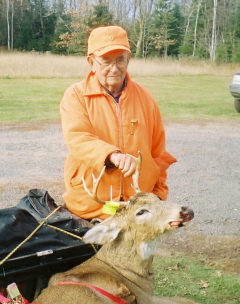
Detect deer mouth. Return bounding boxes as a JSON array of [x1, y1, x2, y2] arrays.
[[169, 221, 186, 227], [169, 209, 194, 227]]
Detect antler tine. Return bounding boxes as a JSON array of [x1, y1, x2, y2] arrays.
[[81, 166, 106, 205], [119, 201, 130, 207], [127, 151, 142, 193]]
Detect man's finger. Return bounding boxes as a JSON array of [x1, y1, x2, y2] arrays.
[[123, 161, 136, 177]]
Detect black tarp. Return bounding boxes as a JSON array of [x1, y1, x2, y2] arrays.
[[0, 189, 97, 301], [0, 189, 92, 259]]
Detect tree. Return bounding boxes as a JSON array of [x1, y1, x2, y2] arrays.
[[209, 0, 217, 61], [0, 0, 240, 62], [6, 0, 14, 50], [221, 0, 240, 62], [149, 0, 182, 57], [53, 0, 113, 55], [87, 0, 113, 29], [192, 0, 201, 56], [53, 9, 89, 55], [131, 0, 155, 57]]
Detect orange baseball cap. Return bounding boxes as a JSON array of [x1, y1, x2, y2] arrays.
[[88, 26, 131, 56]]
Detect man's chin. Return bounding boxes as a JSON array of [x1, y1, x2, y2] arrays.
[[106, 80, 124, 92]]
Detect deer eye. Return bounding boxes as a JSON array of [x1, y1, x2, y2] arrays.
[[136, 209, 149, 216]]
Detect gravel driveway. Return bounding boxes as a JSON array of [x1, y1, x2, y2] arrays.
[[0, 120, 239, 273]]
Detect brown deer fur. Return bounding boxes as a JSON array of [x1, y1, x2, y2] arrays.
[[34, 192, 198, 304]]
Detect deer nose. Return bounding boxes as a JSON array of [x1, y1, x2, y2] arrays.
[[180, 207, 194, 221]]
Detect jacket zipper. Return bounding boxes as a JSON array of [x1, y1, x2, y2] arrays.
[[107, 95, 125, 200], [115, 100, 125, 199]]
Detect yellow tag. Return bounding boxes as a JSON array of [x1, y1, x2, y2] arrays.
[[102, 201, 120, 215]]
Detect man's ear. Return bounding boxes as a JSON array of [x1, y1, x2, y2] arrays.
[[82, 221, 121, 245], [87, 56, 96, 73]]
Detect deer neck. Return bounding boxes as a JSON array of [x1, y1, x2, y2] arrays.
[[96, 235, 156, 280]]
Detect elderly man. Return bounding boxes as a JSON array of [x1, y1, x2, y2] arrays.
[[60, 25, 177, 220]]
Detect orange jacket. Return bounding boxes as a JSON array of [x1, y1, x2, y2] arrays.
[[60, 72, 177, 219]]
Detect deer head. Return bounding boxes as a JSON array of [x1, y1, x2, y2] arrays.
[[81, 152, 194, 262]]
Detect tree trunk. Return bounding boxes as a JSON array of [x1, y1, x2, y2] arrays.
[[39, 0, 45, 39], [7, 0, 10, 50], [134, 0, 154, 58], [210, 0, 217, 62], [11, 0, 13, 50], [193, 0, 202, 57], [183, 8, 194, 46], [135, 20, 144, 57]]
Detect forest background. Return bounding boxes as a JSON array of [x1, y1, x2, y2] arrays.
[[1, 0, 240, 62]]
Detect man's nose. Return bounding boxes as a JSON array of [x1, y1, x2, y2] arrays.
[[109, 63, 119, 72]]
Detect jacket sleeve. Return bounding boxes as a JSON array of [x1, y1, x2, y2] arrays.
[[151, 102, 177, 200], [60, 83, 119, 172]]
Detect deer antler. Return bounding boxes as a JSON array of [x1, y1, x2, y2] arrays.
[[82, 151, 142, 207], [127, 151, 142, 193], [81, 166, 106, 205]]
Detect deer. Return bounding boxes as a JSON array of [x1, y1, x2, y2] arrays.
[[34, 152, 197, 304]]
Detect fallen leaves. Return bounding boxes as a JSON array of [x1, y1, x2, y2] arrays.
[[197, 280, 209, 288], [167, 263, 179, 271]]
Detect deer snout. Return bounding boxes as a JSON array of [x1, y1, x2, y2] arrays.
[[180, 207, 194, 223], [169, 206, 194, 228]]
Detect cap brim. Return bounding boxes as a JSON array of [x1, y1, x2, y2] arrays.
[[91, 45, 131, 56]]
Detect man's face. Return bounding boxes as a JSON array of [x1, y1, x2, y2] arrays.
[[88, 50, 130, 93]]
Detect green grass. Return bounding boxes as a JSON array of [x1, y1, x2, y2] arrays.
[[135, 75, 239, 121], [0, 75, 239, 124], [0, 78, 79, 123], [153, 254, 240, 304]]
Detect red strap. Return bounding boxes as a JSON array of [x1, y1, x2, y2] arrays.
[[0, 294, 11, 303], [57, 281, 128, 304], [0, 282, 128, 304]]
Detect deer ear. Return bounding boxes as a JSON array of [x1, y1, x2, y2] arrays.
[[83, 221, 121, 245]]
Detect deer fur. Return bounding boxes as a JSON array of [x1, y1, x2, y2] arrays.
[[34, 192, 198, 304]]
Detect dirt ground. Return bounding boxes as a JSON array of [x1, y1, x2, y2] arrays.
[[162, 120, 240, 275], [0, 120, 239, 275], [158, 229, 240, 275]]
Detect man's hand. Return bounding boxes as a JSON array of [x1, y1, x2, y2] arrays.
[[109, 152, 137, 177]]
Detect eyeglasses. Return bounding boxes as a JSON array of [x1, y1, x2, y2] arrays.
[[92, 56, 129, 71]]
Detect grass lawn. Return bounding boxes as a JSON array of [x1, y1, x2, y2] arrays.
[[136, 75, 238, 121], [0, 78, 79, 123], [153, 254, 240, 304], [0, 75, 239, 124]]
